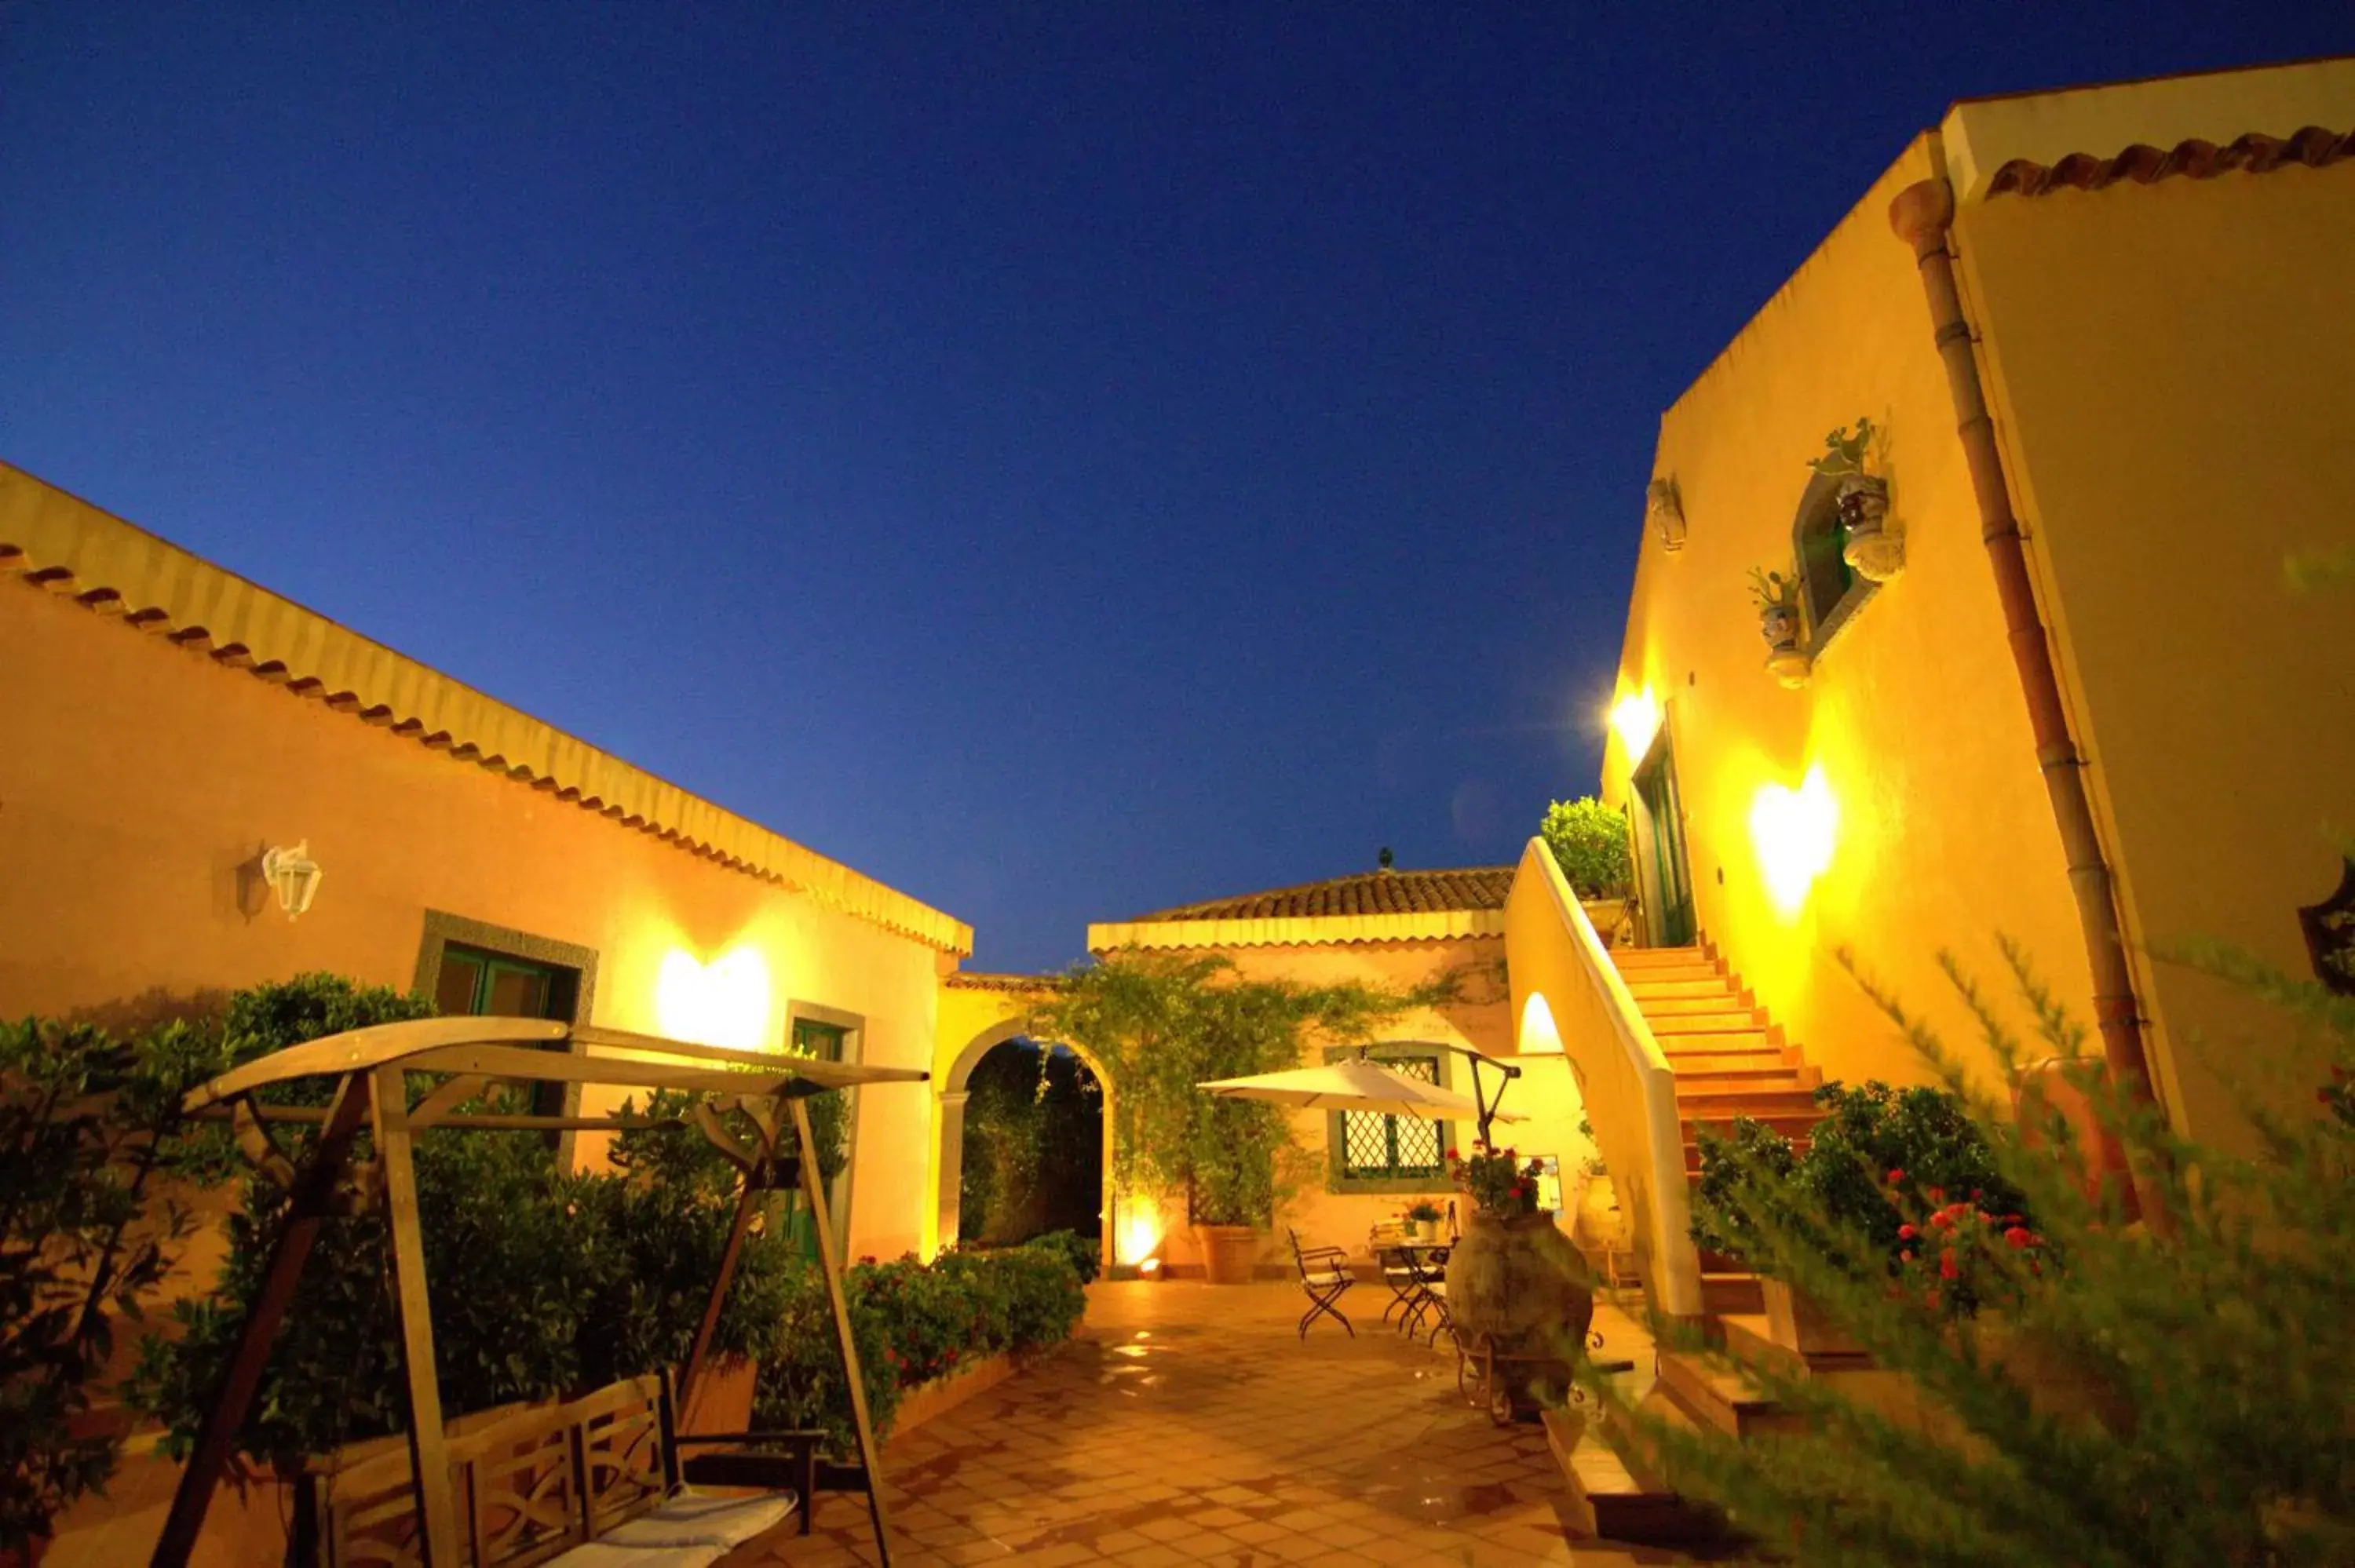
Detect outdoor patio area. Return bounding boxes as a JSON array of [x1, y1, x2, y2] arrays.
[[728, 1278, 1671, 1567]]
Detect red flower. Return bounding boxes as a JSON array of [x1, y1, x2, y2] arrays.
[[2004, 1227, 2034, 1250], [1926, 1186, 1947, 1204], [1897, 1223, 1918, 1241], [1929, 1210, 1954, 1231], [1938, 1251, 1959, 1281], [1445, 1147, 1459, 1160], [1900, 1249, 1915, 1264], [1886, 1169, 1905, 1185]]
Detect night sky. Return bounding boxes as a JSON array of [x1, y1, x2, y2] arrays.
[[5, 6, 2346, 972]]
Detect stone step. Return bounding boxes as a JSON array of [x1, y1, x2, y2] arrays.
[[1680, 1112, 1823, 1143], [1674, 1088, 1825, 1120], [1622, 977, 1740, 1001], [1636, 994, 1756, 1019], [1551, 1406, 1736, 1548], [1661, 1037, 1786, 1063], [1699, 1271, 1765, 1315], [1608, 946, 1711, 969], [1657, 1351, 1808, 1442], [1671, 1068, 1820, 1096], [1647, 1008, 1770, 1034]]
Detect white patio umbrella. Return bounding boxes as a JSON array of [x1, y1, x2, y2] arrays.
[[1196, 1056, 1523, 1125]]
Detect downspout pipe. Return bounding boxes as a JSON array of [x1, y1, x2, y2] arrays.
[[1887, 177, 2163, 1123]]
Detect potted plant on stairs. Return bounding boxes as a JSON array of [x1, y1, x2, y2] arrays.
[[1540, 797, 1637, 944]]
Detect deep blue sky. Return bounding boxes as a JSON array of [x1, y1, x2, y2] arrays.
[[5, 6, 2346, 972]]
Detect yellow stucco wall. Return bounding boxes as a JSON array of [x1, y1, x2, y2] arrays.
[[1605, 137, 2090, 1099], [1955, 149, 2355, 1141], [2, 560, 948, 1264]]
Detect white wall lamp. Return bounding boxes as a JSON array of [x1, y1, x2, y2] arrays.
[[261, 841, 323, 920]]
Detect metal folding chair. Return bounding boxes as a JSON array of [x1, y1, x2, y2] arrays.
[[1368, 1226, 1424, 1329], [1401, 1242, 1453, 1347], [1287, 1228, 1355, 1339]]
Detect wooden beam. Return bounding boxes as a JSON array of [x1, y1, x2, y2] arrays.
[[184, 1018, 568, 1110], [230, 1096, 297, 1188], [400, 1044, 799, 1098], [571, 1026, 929, 1089], [403, 1074, 488, 1133], [793, 1096, 895, 1566], [372, 1065, 462, 1566], [151, 1074, 374, 1568]]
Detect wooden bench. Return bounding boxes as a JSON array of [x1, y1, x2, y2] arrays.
[[294, 1370, 850, 1568]]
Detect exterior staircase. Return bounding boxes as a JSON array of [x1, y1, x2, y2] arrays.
[[1550, 941, 1833, 1551]]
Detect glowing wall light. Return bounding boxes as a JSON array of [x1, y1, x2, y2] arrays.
[[1608, 690, 1662, 763], [1518, 991, 1565, 1056], [1749, 764, 1838, 914], [1114, 1194, 1165, 1267], [655, 947, 773, 1050]]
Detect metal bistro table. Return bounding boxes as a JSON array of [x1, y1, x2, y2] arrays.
[[1384, 1237, 1453, 1345]]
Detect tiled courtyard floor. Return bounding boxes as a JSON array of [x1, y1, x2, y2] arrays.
[[722, 1278, 1674, 1567]]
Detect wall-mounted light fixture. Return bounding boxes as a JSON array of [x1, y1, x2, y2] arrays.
[[1608, 689, 1663, 763], [261, 841, 323, 920]]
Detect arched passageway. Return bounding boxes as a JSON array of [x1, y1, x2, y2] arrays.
[[956, 1037, 1102, 1248], [938, 1019, 1115, 1270]]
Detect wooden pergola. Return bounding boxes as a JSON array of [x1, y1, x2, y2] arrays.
[[148, 1016, 929, 1568]]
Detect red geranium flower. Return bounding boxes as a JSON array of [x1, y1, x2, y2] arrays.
[[1886, 1168, 1905, 1185], [1939, 1251, 1959, 1281], [1898, 1223, 1919, 1240], [2003, 1226, 2034, 1250]]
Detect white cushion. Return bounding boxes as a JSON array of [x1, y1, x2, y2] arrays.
[[549, 1493, 797, 1567], [1304, 1268, 1350, 1287]]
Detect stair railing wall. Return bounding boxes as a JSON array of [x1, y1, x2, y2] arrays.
[[1505, 838, 1704, 1320]]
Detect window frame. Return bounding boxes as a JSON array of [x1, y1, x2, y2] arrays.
[[784, 1000, 867, 1246], [411, 911, 600, 1165], [1791, 469, 1877, 655], [1323, 1042, 1456, 1196]]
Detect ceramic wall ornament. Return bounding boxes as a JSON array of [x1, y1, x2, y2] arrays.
[[2298, 855, 2355, 997], [1809, 416, 1907, 583], [1748, 566, 1812, 688], [1646, 476, 1688, 552]]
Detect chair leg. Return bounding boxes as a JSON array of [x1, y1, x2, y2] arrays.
[[1298, 1285, 1353, 1339]]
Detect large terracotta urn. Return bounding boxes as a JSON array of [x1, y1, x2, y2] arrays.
[[1194, 1223, 1261, 1285], [1445, 1209, 1594, 1418]]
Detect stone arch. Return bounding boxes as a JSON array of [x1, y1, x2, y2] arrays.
[[937, 1018, 1115, 1271]]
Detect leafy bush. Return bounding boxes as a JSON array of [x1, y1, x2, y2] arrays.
[[1019, 1228, 1101, 1285], [1594, 940, 2355, 1566], [2, 1015, 228, 1550], [1039, 951, 1446, 1227], [754, 1245, 1086, 1452], [1539, 797, 1633, 899], [126, 977, 798, 1471]]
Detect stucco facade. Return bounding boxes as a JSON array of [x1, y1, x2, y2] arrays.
[[1, 464, 969, 1262], [1600, 58, 2355, 1145]]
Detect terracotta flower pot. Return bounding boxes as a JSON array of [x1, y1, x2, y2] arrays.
[[1193, 1223, 1261, 1285], [1446, 1210, 1594, 1417]]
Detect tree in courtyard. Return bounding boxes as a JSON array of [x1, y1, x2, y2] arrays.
[[1035, 951, 1455, 1227]]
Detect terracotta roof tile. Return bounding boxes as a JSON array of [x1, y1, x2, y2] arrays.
[[1129, 866, 1516, 924], [943, 972, 1060, 993], [1988, 124, 2353, 196]]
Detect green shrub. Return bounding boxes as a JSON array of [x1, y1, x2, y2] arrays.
[[752, 1245, 1086, 1453], [1019, 1228, 1101, 1285], [1691, 1080, 2026, 1290], [2, 1015, 228, 1551], [1594, 939, 2355, 1566], [1539, 797, 1632, 899]]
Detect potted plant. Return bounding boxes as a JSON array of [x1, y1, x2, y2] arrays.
[[1403, 1200, 1444, 1243], [1748, 567, 1812, 687], [1806, 414, 1903, 582], [1539, 797, 1635, 943]]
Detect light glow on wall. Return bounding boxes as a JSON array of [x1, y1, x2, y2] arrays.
[[1749, 765, 1839, 914], [1608, 689, 1663, 763], [1114, 1194, 1165, 1267], [1518, 992, 1565, 1056], [655, 946, 774, 1050]]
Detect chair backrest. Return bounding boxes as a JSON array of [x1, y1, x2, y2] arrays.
[[301, 1373, 681, 1568]]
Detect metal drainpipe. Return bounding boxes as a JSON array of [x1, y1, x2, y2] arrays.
[[1886, 176, 2163, 1120]]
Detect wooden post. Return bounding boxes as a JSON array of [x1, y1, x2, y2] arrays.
[[791, 1095, 895, 1566], [372, 1065, 463, 1566], [678, 1141, 767, 1424], [152, 1074, 374, 1568]]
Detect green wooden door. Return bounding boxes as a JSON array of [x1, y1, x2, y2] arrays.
[[1635, 744, 1696, 947]]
